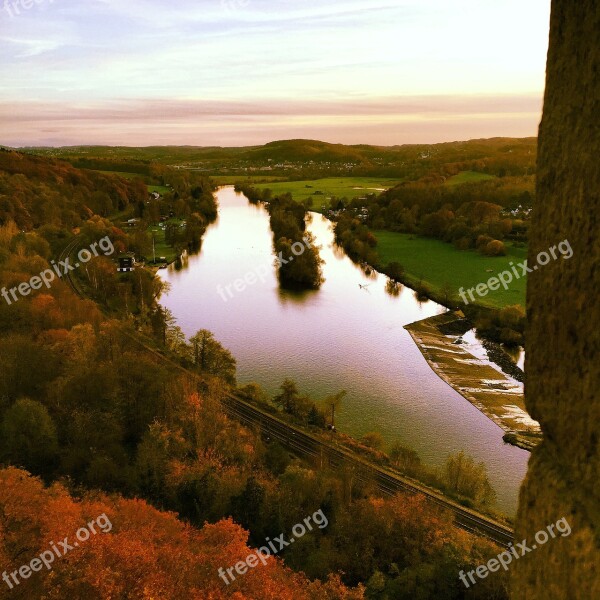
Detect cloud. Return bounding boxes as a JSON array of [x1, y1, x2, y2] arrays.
[[0, 94, 542, 146], [0, 0, 550, 145], [1, 94, 542, 120]]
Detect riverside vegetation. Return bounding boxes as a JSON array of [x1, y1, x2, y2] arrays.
[[0, 150, 509, 598], [236, 183, 324, 290]]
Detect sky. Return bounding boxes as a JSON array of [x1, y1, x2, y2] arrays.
[[0, 0, 551, 147]]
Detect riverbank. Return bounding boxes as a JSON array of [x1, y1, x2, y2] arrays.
[[405, 312, 541, 451], [159, 186, 530, 514], [147, 251, 184, 272], [374, 231, 528, 310]]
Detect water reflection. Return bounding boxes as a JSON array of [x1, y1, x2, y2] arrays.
[[159, 186, 529, 515], [385, 279, 403, 297], [503, 345, 525, 370]]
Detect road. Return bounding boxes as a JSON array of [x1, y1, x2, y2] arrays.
[[58, 238, 515, 547]]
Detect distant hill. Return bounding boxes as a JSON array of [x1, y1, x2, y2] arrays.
[[16, 137, 537, 163], [13, 137, 537, 180], [240, 139, 369, 163]]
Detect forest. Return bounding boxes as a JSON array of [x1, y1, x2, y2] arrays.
[[0, 151, 510, 598]]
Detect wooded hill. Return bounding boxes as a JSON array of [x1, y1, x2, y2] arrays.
[[15, 137, 537, 179]]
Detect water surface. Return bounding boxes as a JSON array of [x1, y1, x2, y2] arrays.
[[160, 187, 529, 514]]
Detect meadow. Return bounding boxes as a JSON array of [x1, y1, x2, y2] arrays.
[[374, 230, 527, 308], [252, 177, 403, 210], [210, 175, 288, 186], [147, 219, 187, 263]]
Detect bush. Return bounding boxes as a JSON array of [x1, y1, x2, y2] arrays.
[[483, 240, 507, 256], [476, 234, 494, 250], [414, 281, 432, 300], [387, 261, 405, 281], [454, 236, 472, 250], [361, 431, 384, 450], [475, 304, 526, 346]]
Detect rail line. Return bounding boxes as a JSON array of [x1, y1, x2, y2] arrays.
[[57, 238, 514, 547]]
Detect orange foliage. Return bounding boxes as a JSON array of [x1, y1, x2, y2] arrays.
[[0, 468, 363, 600], [36, 329, 71, 347]]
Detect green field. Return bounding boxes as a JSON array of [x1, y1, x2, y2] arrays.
[[374, 231, 527, 308], [210, 175, 288, 186], [148, 219, 186, 263], [445, 171, 496, 186], [252, 177, 402, 211]]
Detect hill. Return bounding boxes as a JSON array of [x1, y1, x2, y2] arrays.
[[13, 137, 537, 179]]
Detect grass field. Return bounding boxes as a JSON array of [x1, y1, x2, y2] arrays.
[[148, 219, 186, 263], [210, 175, 288, 186], [445, 171, 496, 186], [252, 177, 402, 211], [374, 231, 527, 308]]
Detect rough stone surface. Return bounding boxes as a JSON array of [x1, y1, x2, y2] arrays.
[[512, 1, 600, 598]]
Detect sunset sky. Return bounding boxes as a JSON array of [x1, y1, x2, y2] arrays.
[[1, 0, 551, 147]]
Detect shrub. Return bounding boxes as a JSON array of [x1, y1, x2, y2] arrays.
[[484, 239, 507, 256], [454, 236, 472, 251], [387, 261, 405, 281], [476, 234, 493, 250]]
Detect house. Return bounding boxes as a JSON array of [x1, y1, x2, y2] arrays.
[[117, 252, 136, 272]]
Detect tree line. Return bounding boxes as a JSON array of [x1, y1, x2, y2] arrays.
[[0, 153, 509, 598], [235, 184, 324, 290]]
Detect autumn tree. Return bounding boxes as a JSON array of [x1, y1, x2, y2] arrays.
[[483, 239, 507, 256], [389, 442, 422, 477], [189, 329, 237, 385], [0, 398, 59, 475], [273, 378, 301, 414], [441, 450, 497, 507], [0, 468, 364, 599], [272, 378, 315, 420], [360, 432, 384, 451]]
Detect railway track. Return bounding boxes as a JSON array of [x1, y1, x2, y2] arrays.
[[58, 238, 515, 548], [220, 396, 514, 546]]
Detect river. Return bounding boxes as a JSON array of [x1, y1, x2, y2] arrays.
[[159, 186, 529, 515]]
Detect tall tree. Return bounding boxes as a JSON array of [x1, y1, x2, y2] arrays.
[[189, 329, 237, 385], [0, 398, 59, 476]]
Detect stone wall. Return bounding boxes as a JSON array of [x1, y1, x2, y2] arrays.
[[512, 2, 600, 598]]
